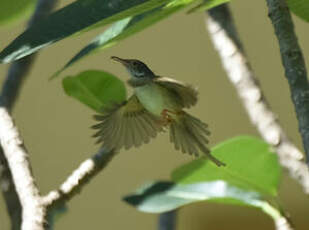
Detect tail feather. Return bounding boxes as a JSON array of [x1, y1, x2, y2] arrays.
[[169, 111, 225, 167]]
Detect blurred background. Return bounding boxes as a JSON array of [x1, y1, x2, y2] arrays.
[[0, 0, 309, 229]]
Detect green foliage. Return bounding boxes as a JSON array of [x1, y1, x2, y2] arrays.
[[62, 70, 126, 112], [124, 136, 283, 222], [0, 0, 35, 26], [0, 0, 171, 63], [172, 136, 281, 196], [287, 0, 309, 22], [124, 181, 283, 221], [187, 0, 229, 13], [53, 0, 197, 78]]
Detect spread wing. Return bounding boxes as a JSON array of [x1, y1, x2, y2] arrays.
[[92, 95, 163, 151], [154, 77, 198, 108]]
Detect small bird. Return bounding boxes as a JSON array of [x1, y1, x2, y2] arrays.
[[92, 56, 225, 166]]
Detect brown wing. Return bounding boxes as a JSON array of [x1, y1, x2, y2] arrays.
[[92, 95, 163, 151], [154, 77, 198, 108]]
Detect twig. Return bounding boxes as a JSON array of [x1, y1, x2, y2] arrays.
[[265, 0, 309, 163], [42, 148, 117, 208], [0, 0, 120, 228], [206, 4, 309, 196], [158, 211, 177, 230], [0, 107, 45, 230], [275, 217, 294, 230], [0, 152, 21, 230], [0, 102, 117, 229], [0, 0, 58, 229]]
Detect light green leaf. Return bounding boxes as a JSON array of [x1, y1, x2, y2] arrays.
[[52, 0, 195, 78], [62, 70, 126, 112], [287, 0, 309, 22], [172, 136, 281, 196], [123, 181, 282, 221], [0, 0, 171, 63], [124, 136, 283, 221], [0, 0, 35, 26], [187, 0, 229, 13]]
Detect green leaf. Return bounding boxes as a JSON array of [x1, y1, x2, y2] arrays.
[[52, 0, 194, 78], [62, 70, 126, 112], [0, 0, 35, 26], [187, 0, 229, 14], [0, 0, 171, 63], [123, 181, 282, 221], [287, 0, 309, 22], [124, 136, 284, 222], [172, 136, 281, 196]]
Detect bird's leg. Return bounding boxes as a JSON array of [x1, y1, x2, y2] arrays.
[[160, 109, 179, 126]]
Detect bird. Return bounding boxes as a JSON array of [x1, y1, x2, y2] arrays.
[[92, 56, 225, 167]]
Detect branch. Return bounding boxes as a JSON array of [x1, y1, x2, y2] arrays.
[[158, 211, 177, 230], [275, 217, 294, 230], [0, 0, 120, 228], [42, 148, 117, 208], [205, 4, 309, 195], [0, 107, 45, 230], [265, 0, 309, 163], [0, 1, 58, 229]]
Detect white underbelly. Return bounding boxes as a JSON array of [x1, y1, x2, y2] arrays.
[[135, 83, 176, 116]]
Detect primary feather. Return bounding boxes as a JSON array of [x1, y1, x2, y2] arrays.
[[92, 95, 163, 151]]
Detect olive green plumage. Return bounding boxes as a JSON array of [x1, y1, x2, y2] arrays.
[[92, 56, 225, 167]]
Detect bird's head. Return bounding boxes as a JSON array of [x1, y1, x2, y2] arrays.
[[111, 56, 155, 79]]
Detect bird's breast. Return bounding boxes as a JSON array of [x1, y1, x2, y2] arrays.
[[134, 83, 179, 117]]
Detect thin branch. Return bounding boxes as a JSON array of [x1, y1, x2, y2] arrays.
[[265, 0, 309, 163], [158, 211, 177, 230], [0, 107, 45, 230], [0, 103, 117, 229], [0, 0, 120, 228], [275, 217, 294, 230], [206, 4, 309, 196], [0, 153, 21, 230], [0, 1, 58, 229], [42, 148, 117, 208]]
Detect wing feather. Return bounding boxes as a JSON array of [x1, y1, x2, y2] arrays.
[[92, 95, 163, 151], [154, 77, 198, 108]]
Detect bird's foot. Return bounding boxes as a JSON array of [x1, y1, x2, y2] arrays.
[[161, 109, 176, 126]]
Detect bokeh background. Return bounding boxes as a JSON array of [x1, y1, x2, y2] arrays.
[[1, 0, 309, 229]]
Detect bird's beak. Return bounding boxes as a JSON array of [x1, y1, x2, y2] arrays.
[[111, 56, 130, 66]]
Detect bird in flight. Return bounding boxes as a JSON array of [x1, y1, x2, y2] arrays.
[[92, 56, 225, 167]]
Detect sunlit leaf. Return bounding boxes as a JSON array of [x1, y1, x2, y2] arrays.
[[172, 136, 281, 196], [62, 70, 126, 112], [52, 0, 195, 78], [187, 0, 229, 13], [124, 136, 283, 223], [0, 0, 171, 63], [124, 181, 282, 222], [0, 0, 35, 26], [287, 0, 309, 22]]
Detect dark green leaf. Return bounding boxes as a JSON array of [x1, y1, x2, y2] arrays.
[[0, 0, 170, 63], [124, 181, 282, 221], [62, 70, 126, 112], [287, 0, 309, 22], [187, 0, 229, 14], [172, 136, 281, 196], [52, 0, 194, 78], [0, 0, 35, 25]]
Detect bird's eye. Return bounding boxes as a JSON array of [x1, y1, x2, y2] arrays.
[[132, 62, 138, 66]]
